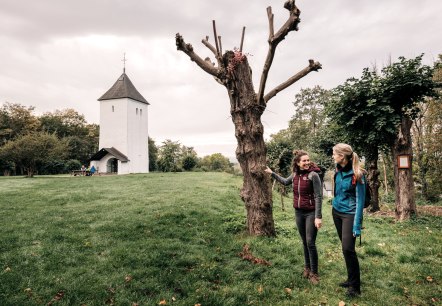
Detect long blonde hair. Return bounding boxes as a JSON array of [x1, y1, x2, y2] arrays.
[[333, 143, 364, 182]]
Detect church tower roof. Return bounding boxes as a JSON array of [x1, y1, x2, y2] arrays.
[[98, 72, 149, 105]]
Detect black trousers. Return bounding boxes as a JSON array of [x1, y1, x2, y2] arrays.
[[295, 209, 318, 274], [332, 208, 360, 289]]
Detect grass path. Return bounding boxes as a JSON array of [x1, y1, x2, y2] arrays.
[[0, 172, 440, 305]]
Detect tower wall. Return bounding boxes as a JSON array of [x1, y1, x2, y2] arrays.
[[99, 97, 149, 174]]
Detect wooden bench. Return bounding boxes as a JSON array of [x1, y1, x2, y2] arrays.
[[71, 170, 90, 176]]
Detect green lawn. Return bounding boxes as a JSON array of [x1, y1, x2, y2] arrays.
[[0, 172, 440, 305]]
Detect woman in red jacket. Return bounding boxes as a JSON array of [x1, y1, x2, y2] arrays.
[[265, 150, 323, 284]]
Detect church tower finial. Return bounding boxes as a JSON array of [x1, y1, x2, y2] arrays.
[[122, 52, 127, 73]]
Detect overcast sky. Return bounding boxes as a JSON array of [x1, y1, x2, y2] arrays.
[[1, 0, 441, 159]]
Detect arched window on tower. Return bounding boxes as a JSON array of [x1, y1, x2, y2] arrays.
[[112, 105, 114, 112], [140, 109, 142, 116], [136, 108, 138, 115]]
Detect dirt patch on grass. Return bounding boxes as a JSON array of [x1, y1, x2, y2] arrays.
[[418, 205, 442, 216], [366, 206, 442, 217], [368, 210, 396, 218]]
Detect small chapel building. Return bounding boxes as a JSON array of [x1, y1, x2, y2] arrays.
[[89, 69, 149, 174]]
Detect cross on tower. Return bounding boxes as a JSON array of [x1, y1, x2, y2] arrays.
[[122, 53, 127, 73]]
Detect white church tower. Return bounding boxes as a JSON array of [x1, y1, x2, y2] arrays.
[[90, 67, 149, 174]]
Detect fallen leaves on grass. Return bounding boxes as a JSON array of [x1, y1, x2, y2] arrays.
[[257, 285, 263, 294], [284, 288, 292, 295], [24, 288, 33, 297], [239, 244, 271, 266], [158, 299, 167, 305], [426, 276, 433, 282], [125, 275, 133, 283], [47, 290, 64, 305], [403, 287, 410, 298], [4, 266, 11, 272], [338, 301, 345, 306]]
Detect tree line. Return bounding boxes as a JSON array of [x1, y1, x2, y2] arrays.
[[149, 139, 234, 173], [266, 55, 441, 218], [0, 104, 99, 177], [0, 103, 234, 177]]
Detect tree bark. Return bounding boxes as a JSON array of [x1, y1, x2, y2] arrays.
[[366, 156, 380, 212], [224, 51, 275, 236], [381, 153, 389, 195], [392, 116, 416, 220]]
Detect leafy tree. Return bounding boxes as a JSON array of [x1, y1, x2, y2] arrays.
[[291, 86, 329, 137], [65, 159, 82, 172], [381, 55, 438, 219], [266, 133, 293, 177], [39, 109, 98, 164], [157, 140, 182, 172], [266, 86, 332, 173], [422, 98, 442, 199], [148, 137, 159, 171], [327, 68, 386, 211], [327, 55, 438, 218], [39, 109, 89, 138], [200, 153, 233, 172], [412, 55, 442, 200], [0, 102, 40, 145], [0, 132, 68, 177], [180, 146, 198, 171]]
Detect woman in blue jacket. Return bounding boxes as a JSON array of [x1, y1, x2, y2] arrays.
[[265, 150, 323, 285], [332, 143, 366, 297]]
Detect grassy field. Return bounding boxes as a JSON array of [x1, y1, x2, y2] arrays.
[[0, 172, 441, 305]]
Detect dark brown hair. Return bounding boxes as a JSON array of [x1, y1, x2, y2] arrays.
[[292, 150, 309, 174]]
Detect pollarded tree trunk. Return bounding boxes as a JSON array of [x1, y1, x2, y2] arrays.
[[176, 1, 321, 236], [392, 116, 416, 220], [224, 51, 275, 235]]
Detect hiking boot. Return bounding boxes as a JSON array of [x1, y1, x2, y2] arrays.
[[346, 286, 361, 298], [302, 267, 311, 278], [339, 280, 350, 288], [309, 272, 320, 285]]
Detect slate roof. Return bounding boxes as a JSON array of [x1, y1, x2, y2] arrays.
[[89, 147, 129, 162], [98, 72, 149, 104]]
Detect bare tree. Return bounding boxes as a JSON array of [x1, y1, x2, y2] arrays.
[[176, 0, 321, 236]]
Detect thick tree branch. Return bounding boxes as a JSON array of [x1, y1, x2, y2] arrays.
[[264, 60, 322, 103], [202, 36, 224, 70], [202, 36, 217, 56], [258, 0, 302, 104], [176, 33, 220, 77], [273, 0, 301, 45]]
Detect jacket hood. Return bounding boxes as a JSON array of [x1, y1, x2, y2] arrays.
[[299, 163, 322, 174]]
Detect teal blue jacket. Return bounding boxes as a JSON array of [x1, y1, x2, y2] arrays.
[[332, 164, 366, 237]]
